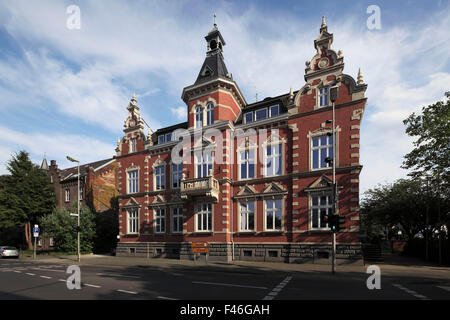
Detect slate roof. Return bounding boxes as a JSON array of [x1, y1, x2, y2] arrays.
[[60, 158, 114, 181], [194, 52, 230, 86]]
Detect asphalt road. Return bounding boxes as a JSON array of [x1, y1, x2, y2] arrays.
[[1, 258, 450, 300]]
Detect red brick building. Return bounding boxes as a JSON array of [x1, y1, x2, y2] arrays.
[[115, 18, 367, 264]]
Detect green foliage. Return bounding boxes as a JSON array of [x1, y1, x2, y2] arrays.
[[361, 178, 448, 241], [402, 91, 450, 187], [0, 151, 56, 246], [40, 203, 96, 253]]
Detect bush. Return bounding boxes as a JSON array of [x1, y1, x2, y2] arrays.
[[40, 204, 95, 253]]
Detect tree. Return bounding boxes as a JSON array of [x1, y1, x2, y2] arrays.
[[402, 91, 450, 186], [360, 178, 439, 241], [0, 151, 56, 249], [40, 203, 96, 253]]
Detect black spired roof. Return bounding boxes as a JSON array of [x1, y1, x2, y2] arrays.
[[193, 22, 231, 86]]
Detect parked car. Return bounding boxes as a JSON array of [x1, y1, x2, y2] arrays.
[[0, 246, 19, 259]]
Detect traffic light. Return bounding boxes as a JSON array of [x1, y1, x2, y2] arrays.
[[329, 214, 339, 232], [338, 215, 345, 231]]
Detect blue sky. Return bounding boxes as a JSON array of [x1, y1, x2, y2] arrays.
[[0, 0, 449, 195]]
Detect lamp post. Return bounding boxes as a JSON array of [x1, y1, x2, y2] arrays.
[[66, 155, 81, 263], [329, 86, 339, 275]]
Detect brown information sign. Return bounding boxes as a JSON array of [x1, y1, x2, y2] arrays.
[[192, 242, 209, 253]]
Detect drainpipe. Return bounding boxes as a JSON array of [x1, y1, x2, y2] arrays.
[[230, 130, 234, 261]]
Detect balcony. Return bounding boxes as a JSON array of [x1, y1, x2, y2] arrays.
[[180, 176, 219, 201]]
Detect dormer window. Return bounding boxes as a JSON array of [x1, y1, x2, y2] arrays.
[[255, 108, 267, 121], [244, 104, 280, 124], [158, 135, 164, 144], [206, 103, 214, 126], [319, 87, 329, 107], [195, 106, 203, 129]]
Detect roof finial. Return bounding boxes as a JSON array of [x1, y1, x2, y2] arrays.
[[214, 13, 217, 27], [357, 68, 364, 85], [289, 87, 294, 101]]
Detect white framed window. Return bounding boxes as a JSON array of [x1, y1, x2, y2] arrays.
[[165, 133, 172, 142], [311, 195, 332, 229], [195, 106, 203, 129], [127, 170, 139, 193], [154, 208, 165, 233], [154, 165, 165, 190], [158, 135, 165, 144], [240, 201, 255, 231], [265, 199, 282, 231], [65, 189, 70, 202], [172, 207, 183, 233], [130, 138, 136, 153], [269, 105, 279, 117], [196, 203, 212, 232], [38, 238, 42, 246], [171, 163, 183, 189], [244, 112, 253, 124], [319, 87, 329, 107], [128, 208, 139, 234], [265, 144, 282, 176], [196, 151, 213, 178], [239, 149, 255, 180], [312, 135, 333, 170], [49, 237, 54, 247], [206, 102, 214, 126], [80, 186, 83, 200], [255, 108, 267, 121]]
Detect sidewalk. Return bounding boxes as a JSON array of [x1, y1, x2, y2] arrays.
[[19, 253, 450, 279]]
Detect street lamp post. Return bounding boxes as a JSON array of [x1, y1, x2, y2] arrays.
[[330, 86, 339, 275], [67, 156, 80, 263]]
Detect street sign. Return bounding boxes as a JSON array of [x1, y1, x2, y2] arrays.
[[192, 242, 209, 254], [33, 224, 39, 238]]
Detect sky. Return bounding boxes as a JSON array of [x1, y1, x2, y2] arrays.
[[0, 0, 449, 196]]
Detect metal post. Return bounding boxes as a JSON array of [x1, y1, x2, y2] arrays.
[[77, 162, 80, 263], [33, 236, 37, 260], [332, 98, 336, 275]]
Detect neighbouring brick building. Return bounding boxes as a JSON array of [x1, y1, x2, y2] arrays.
[[115, 17, 367, 264], [39, 156, 119, 250]]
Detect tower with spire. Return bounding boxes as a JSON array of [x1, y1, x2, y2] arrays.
[[181, 15, 246, 129]]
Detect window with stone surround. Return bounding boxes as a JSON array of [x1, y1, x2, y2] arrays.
[[127, 208, 139, 234], [196, 203, 212, 232], [172, 207, 183, 233], [171, 163, 183, 189], [239, 201, 255, 231], [312, 135, 333, 170], [127, 170, 139, 194], [65, 189, 70, 202], [154, 165, 165, 190], [319, 87, 329, 107], [265, 199, 282, 231], [154, 208, 165, 233], [206, 102, 214, 126], [311, 194, 332, 230]]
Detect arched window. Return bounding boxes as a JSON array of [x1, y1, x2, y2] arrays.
[[206, 103, 214, 126], [195, 106, 203, 129]]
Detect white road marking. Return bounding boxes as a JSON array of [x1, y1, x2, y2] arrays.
[[58, 279, 66, 282], [34, 268, 65, 273], [192, 281, 268, 290], [25, 273, 35, 276], [392, 284, 430, 300], [157, 296, 179, 300], [40, 276, 52, 279], [117, 289, 138, 295], [84, 284, 101, 288], [14, 271, 22, 273], [262, 276, 292, 300], [97, 273, 141, 279], [436, 286, 450, 292]]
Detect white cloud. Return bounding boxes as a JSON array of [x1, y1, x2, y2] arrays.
[[170, 106, 187, 121], [0, 125, 115, 173]]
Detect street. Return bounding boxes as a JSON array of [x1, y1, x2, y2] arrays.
[[1, 256, 450, 300]]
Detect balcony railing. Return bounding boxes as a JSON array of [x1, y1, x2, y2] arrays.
[[180, 176, 219, 200]]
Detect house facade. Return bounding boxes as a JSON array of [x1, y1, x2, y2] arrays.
[[115, 18, 367, 264]]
